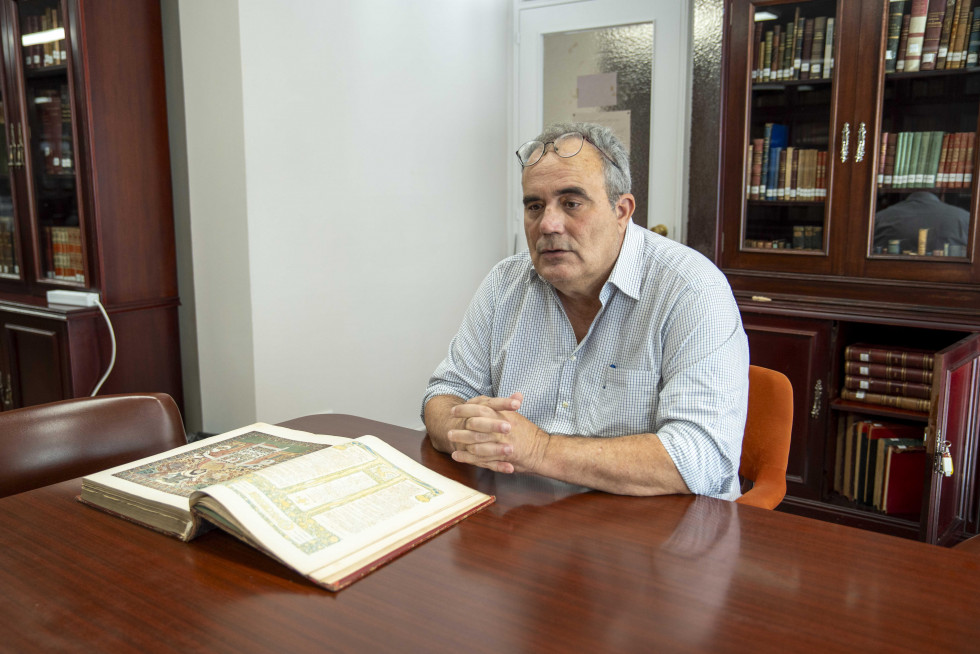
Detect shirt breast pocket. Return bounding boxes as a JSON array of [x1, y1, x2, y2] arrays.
[[584, 367, 659, 437]]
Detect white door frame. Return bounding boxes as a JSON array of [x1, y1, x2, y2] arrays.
[[510, 0, 692, 252]]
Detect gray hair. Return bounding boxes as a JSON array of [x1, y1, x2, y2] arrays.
[[532, 121, 631, 207]]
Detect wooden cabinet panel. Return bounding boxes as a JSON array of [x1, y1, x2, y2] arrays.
[[0, 1, 181, 409], [925, 333, 980, 544], [0, 312, 69, 408], [718, 0, 980, 543], [741, 310, 831, 500]]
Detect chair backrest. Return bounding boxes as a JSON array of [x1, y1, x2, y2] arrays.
[[735, 365, 793, 509], [953, 534, 980, 555], [0, 393, 186, 498]]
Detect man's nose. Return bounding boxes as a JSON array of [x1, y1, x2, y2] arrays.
[[539, 203, 566, 233]]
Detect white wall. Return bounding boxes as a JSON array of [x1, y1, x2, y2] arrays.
[[170, 0, 510, 433], [166, 0, 256, 434]]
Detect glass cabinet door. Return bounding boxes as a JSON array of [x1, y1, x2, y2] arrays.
[[0, 92, 20, 280], [16, 0, 84, 285], [728, 0, 847, 276], [866, 0, 978, 275]]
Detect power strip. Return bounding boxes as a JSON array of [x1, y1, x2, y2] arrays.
[[46, 290, 100, 307]]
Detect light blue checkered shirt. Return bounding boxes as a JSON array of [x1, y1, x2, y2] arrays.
[[423, 221, 749, 499]]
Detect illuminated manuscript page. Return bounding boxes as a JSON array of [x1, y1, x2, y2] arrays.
[[192, 435, 486, 581]]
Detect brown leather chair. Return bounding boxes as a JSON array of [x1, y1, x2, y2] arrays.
[[0, 393, 186, 498], [735, 365, 794, 510], [953, 534, 980, 555]]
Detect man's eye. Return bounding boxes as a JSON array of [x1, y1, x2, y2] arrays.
[[525, 203, 543, 212], [564, 200, 581, 209]]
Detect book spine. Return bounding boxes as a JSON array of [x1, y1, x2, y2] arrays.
[[801, 16, 815, 79], [951, 0, 973, 67], [970, 7, 980, 68], [811, 16, 827, 78], [752, 21, 763, 81], [898, 13, 913, 71], [884, 133, 898, 187], [904, 0, 929, 72], [937, 0, 959, 68], [921, 0, 948, 69], [844, 375, 933, 399], [840, 389, 931, 412], [887, 1, 908, 72], [823, 17, 835, 78], [964, 131, 975, 187], [844, 361, 934, 384], [937, 132, 951, 186], [844, 345, 935, 368], [793, 16, 806, 79]]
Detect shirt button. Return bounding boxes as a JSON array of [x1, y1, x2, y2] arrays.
[[561, 401, 569, 408], [570, 355, 576, 361]]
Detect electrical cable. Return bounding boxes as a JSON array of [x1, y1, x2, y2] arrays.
[[90, 297, 116, 396]]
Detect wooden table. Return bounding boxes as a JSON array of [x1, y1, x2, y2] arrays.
[[1, 414, 978, 652]]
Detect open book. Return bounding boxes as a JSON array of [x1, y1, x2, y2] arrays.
[[79, 423, 493, 591]]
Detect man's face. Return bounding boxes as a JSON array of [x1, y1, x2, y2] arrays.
[[522, 145, 633, 300]]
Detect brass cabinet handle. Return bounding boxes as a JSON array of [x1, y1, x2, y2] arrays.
[[840, 122, 850, 163], [855, 122, 866, 163], [810, 379, 823, 418]]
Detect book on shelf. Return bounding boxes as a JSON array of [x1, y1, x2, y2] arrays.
[[897, 11, 913, 71], [844, 375, 933, 400], [840, 389, 931, 412], [823, 17, 835, 78], [950, 0, 974, 67], [79, 423, 495, 591], [873, 437, 926, 509], [844, 343, 935, 369], [810, 16, 827, 78], [793, 14, 806, 78], [843, 360, 934, 384], [967, 6, 980, 66], [920, 0, 949, 69], [881, 442, 928, 515], [836, 418, 925, 508], [903, 0, 930, 72], [887, 2, 908, 73], [861, 423, 926, 506]]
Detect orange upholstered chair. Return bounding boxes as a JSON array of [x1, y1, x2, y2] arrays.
[[735, 365, 793, 510], [0, 393, 186, 498]]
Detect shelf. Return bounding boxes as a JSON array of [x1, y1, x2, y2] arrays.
[[23, 64, 68, 80], [830, 398, 929, 423]]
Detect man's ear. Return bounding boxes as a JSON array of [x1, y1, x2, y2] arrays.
[[615, 193, 636, 225]]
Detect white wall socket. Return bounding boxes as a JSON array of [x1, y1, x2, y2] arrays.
[[46, 290, 100, 307]]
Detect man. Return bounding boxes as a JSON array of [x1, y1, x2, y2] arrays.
[[872, 191, 969, 255], [422, 122, 748, 499]]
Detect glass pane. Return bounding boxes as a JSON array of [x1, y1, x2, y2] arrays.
[[0, 96, 19, 279], [744, 1, 836, 253], [871, 1, 976, 260], [19, 0, 84, 284]]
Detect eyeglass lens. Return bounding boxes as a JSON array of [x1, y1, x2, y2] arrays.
[[517, 132, 585, 167]]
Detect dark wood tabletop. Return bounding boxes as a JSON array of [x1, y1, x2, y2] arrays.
[[1, 414, 978, 653]]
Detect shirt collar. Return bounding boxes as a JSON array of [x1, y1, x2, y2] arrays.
[[603, 220, 643, 302]]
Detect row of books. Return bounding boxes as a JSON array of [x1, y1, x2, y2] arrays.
[[839, 343, 935, 413], [0, 217, 18, 276], [886, 0, 980, 73], [751, 11, 835, 83], [834, 417, 926, 515], [22, 8, 67, 70], [748, 123, 828, 201], [42, 225, 84, 282], [876, 131, 975, 190], [743, 225, 824, 251]]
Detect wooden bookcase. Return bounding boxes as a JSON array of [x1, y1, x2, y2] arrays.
[[719, 0, 980, 544], [0, 0, 181, 410]]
